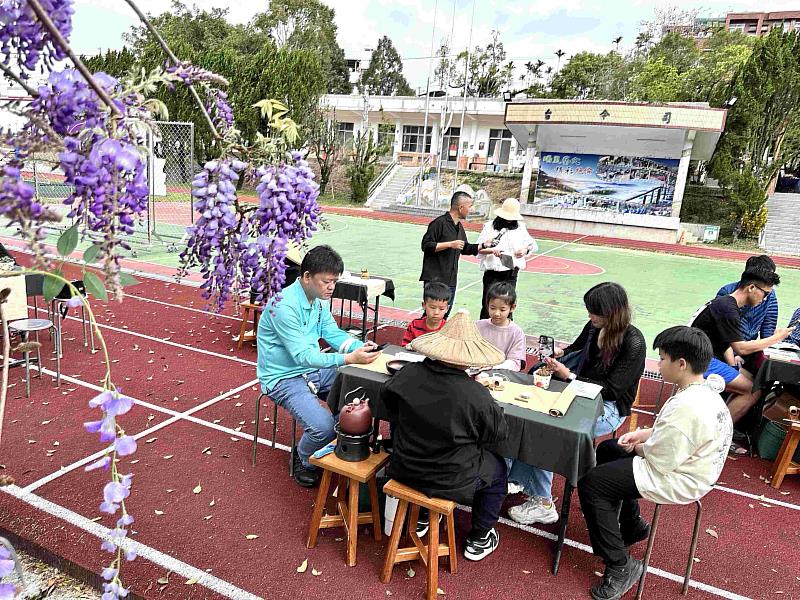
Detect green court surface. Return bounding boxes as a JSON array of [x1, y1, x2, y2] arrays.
[[12, 211, 800, 357]]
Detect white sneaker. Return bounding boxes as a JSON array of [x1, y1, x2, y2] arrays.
[[507, 497, 559, 525], [507, 481, 525, 495]]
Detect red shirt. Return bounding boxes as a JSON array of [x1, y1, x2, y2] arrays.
[[401, 317, 446, 346]]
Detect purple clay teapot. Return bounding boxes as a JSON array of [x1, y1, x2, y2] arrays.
[[340, 398, 372, 435]]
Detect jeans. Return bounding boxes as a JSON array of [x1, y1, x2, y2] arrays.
[[507, 400, 625, 500], [472, 452, 508, 537], [577, 440, 642, 567], [267, 366, 339, 468]]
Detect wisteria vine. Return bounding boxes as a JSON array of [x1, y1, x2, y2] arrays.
[[0, 0, 321, 597]]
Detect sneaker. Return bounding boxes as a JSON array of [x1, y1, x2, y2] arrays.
[[590, 557, 644, 600], [507, 481, 525, 495], [621, 517, 650, 547], [415, 513, 441, 538], [464, 528, 500, 561], [508, 497, 559, 525], [292, 451, 319, 488]]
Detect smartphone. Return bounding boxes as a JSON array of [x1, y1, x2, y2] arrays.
[[538, 335, 555, 359], [367, 342, 389, 352]]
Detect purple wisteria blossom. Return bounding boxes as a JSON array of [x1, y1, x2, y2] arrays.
[[0, 0, 73, 75]]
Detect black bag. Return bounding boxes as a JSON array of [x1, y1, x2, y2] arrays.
[[56, 280, 86, 300]]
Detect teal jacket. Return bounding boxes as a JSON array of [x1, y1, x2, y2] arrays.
[[257, 279, 363, 392]]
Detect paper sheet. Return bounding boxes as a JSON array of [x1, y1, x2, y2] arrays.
[[349, 352, 392, 375], [490, 381, 578, 417]]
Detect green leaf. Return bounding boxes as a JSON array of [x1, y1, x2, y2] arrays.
[[56, 225, 79, 257], [83, 244, 101, 264], [119, 272, 139, 287], [83, 271, 108, 302], [43, 270, 65, 303]]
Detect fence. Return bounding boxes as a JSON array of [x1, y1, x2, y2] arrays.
[[14, 121, 195, 254]]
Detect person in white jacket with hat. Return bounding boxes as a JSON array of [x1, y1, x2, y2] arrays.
[[476, 197, 537, 319]]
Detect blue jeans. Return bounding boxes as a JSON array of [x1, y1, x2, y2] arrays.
[[507, 400, 625, 500], [267, 367, 339, 468]]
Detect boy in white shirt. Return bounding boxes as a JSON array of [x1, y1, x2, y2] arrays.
[[577, 326, 733, 600]]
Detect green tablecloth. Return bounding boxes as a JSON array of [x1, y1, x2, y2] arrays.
[[327, 346, 604, 487]]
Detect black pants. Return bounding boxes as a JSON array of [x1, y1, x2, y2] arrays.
[[578, 440, 642, 567], [480, 269, 519, 320], [472, 451, 508, 536]]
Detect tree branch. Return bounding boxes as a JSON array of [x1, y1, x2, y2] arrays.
[[120, 0, 222, 140], [0, 62, 39, 97], [26, 0, 122, 118]]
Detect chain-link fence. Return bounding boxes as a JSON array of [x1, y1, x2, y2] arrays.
[[10, 121, 196, 255]]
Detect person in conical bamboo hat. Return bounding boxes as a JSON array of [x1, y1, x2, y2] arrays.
[[383, 309, 509, 562]]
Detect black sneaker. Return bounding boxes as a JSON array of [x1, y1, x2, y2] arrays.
[[621, 517, 650, 547], [415, 513, 441, 538], [591, 557, 644, 600], [464, 528, 499, 561], [292, 452, 319, 488]]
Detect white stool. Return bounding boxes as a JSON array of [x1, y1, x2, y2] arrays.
[[9, 318, 60, 397]]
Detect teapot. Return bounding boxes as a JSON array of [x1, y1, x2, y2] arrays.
[[340, 397, 372, 435]]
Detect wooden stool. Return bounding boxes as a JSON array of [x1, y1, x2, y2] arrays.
[[380, 479, 457, 600], [771, 421, 800, 489], [307, 449, 390, 567], [236, 302, 263, 349]]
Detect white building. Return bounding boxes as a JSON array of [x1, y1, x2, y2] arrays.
[[321, 94, 527, 172]]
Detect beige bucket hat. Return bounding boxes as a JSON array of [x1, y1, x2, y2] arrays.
[[494, 197, 524, 221], [411, 309, 505, 368]]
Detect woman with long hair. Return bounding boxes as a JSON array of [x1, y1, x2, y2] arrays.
[[476, 198, 537, 319], [506, 282, 647, 527]]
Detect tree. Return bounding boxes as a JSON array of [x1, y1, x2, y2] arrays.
[[452, 30, 514, 97], [346, 130, 380, 201], [638, 5, 701, 41], [709, 30, 800, 239], [681, 30, 752, 104], [648, 32, 700, 74], [359, 36, 414, 96], [307, 108, 341, 195], [629, 57, 683, 102], [82, 47, 136, 77], [613, 36, 623, 52], [434, 39, 457, 90], [549, 51, 629, 100], [253, 0, 351, 93], [554, 49, 566, 71]]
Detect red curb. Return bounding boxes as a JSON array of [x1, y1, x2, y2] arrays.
[[322, 206, 800, 269]]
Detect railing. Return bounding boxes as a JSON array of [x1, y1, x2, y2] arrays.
[[366, 159, 397, 201]]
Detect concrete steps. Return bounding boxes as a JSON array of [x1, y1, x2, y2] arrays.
[[368, 166, 419, 210], [762, 193, 800, 256]]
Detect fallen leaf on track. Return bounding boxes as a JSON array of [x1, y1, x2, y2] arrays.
[[193, 484, 202, 494], [245, 534, 259, 540], [705, 528, 718, 539], [297, 559, 308, 573]]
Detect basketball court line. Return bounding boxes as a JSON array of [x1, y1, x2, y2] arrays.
[[2, 485, 263, 600], [23, 376, 261, 493]]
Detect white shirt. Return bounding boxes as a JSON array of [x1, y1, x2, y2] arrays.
[[633, 384, 733, 505], [476, 222, 538, 272]]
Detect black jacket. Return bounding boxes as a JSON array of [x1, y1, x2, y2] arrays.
[[563, 322, 646, 417], [382, 359, 508, 504], [419, 212, 479, 286]]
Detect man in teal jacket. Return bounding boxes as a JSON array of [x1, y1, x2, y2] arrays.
[[257, 245, 379, 486]]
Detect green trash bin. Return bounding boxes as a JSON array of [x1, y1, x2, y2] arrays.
[[756, 418, 800, 462]]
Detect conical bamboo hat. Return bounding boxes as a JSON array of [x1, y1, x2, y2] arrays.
[[411, 309, 505, 368]]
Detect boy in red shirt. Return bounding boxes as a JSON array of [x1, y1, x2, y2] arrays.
[[402, 282, 450, 347]]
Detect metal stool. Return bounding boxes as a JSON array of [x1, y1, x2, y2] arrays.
[[50, 296, 93, 358], [9, 318, 60, 398], [636, 500, 703, 599], [251, 393, 297, 474]]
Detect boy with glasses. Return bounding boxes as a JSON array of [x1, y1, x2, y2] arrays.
[[691, 268, 795, 426]]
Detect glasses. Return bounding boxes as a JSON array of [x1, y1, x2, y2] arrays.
[[752, 284, 770, 299]]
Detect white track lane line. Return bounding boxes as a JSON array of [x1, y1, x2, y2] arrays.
[[2, 485, 263, 600], [52, 311, 257, 366], [23, 377, 261, 493], [124, 293, 241, 321], [454, 506, 754, 600]]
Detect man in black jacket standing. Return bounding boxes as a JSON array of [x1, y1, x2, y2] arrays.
[[382, 309, 509, 561], [420, 187, 496, 317]]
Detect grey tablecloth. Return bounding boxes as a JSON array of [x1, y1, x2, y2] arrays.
[[327, 346, 604, 487]]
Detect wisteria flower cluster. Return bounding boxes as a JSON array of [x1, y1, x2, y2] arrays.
[[0, 540, 20, 600], [0, 0, 73, 74], [180, 150, 321, 309], [84, 390, 137, 600]]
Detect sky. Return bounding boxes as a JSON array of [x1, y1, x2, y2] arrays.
[[70, 0, 800, 91]]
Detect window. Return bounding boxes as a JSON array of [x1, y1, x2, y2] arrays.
[[337, 122, 354, 143], [487, 129, 513, 166], [441, 127, 460, 162], [377, 123, 395, 150], [401, 125, 432, 153]]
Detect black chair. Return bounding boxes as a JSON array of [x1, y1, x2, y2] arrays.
[[251, 393, 297, 474], [25, 273, 45, 319]]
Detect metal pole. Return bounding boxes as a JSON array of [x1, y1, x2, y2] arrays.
[[433, 0, 459, 209], [189, 122, 195, 224], [452, 0, 477, 195], [416, 0, 439, 207], [147, 127, 153, 245]]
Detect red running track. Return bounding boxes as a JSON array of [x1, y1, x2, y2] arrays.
[[0, 260, 798, 600]]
